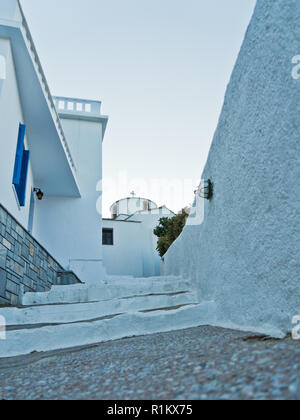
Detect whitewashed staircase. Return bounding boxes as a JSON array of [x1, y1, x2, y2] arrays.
[[0, 276, 215, 358]]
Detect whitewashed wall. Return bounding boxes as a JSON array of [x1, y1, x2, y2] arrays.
[[102, 219, 144, 278], [0, 0, 21, 22], [103, 207, 175, 278], [164, 0, 300, 336], [1, 1, 107, 285], [34, 118, 105, 284], [130, 208, 175, 276], [0, 38, 34, 229]]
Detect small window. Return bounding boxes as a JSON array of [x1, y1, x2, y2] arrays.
[[102, 228, 114, 246], [13, 124, 30, 207]]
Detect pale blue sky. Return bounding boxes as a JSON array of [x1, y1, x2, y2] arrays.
[[21, 0, 256, 216]]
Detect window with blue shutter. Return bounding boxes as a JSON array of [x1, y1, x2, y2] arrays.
[[12, 124, 30, 207]]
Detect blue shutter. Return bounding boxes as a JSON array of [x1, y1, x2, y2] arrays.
[[12, 124, 30, 207], [13, 124, 26, 185], [15, 150, 30, 207]]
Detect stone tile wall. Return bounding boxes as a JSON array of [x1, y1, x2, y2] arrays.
[[0, 204, 79, 306]]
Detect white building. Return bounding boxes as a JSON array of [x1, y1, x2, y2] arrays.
[[0, 0, 108, 303], [102, 196, 175, 278]]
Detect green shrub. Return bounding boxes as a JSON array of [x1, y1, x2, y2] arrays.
[[154, 210, 189, 257]]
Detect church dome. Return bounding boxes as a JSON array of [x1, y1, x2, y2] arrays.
[[110, 196, 157, 218]]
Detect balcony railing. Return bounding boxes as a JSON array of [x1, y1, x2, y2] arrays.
[[53, 97, 102, 116]]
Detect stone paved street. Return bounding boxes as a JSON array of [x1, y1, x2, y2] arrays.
[[0, 326, 299, 400]]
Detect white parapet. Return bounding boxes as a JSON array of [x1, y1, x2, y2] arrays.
[[53, 96, 102, 117]]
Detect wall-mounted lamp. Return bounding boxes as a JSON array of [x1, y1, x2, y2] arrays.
[[33, 188, 44, 201], [195, 179, 214, 200]]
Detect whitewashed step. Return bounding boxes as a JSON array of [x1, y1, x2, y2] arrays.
[[0, 302, 216, 358], [1, 291, 198, 327], [22, 276, 192, 306]]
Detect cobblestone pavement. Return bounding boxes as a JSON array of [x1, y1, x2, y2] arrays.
[[0, 326, 299, 400]]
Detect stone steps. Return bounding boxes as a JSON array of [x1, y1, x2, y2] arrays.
[[1, 291, 198, 327], [21, 276, 191, 306], [0, 302, 216, 358], [0, 275, 211, 358]]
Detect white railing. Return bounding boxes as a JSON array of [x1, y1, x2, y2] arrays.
[[53, 97, 102, 116]]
